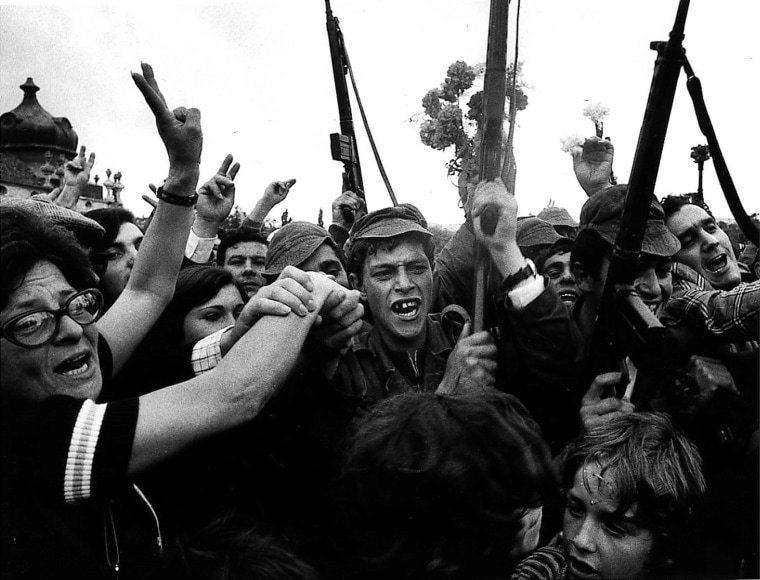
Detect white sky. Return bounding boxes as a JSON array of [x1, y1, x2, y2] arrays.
[[1, 1, 758, 227]]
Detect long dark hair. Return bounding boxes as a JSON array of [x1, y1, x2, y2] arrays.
[[144, 265, 244, 352]]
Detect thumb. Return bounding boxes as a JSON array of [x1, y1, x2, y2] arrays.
[[582, 372, 622, 405], [457, 320, 472, 343]]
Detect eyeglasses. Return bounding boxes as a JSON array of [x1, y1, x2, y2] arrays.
[[1, 288, 104, 348]]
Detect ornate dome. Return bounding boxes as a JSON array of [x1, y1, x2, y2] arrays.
[[0, 78, 78, 155]]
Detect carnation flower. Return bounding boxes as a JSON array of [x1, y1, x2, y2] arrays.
[[560, 133, 584, 156], [582, 102, 610, 123]]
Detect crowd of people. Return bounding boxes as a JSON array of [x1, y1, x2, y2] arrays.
[[1, 62, 757, 580]]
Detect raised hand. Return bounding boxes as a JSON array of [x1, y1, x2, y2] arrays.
[[131, 62, 202, 189], [47, 146, 96, 209], [579, 372, 635, 435], [194, 154, 240, 235], [332, 190, 366, 230], [572, 136, 614, 197], [262, 179, 296, 206], [436, 321, 498, 395]]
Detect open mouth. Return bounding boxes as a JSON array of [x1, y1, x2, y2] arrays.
[[643, 301, 662, 315], [55, 352, 91, 377], [705, 254, 728, 274], [391, 298, 421, 319], [558, 290, 579, 306], [568, 556, 599, 580]]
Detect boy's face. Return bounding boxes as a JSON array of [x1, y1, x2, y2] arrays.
[[562, 462, 654, 579], [351, 237, 432, 351], [542, 250, 580, 310]]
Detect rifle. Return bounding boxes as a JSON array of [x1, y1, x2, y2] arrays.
[[473, 0, 510, 331], [591, 0, 690, 405], [325, 0, 365, 223]]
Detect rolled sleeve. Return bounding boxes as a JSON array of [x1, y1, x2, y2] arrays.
[[191, 325, 233, 375], [185, 228, 217, 264]]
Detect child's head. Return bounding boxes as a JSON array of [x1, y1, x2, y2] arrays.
[[561, 412, 706, 578], [336, 389, 555, 578]]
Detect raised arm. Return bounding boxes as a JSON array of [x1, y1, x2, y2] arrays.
[[129, 272, 346, 473], [242, 178, 296, 231], [185, 155, 240, 262], [98, 63, 202, 373]]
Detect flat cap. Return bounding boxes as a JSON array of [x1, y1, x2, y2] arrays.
[[579, 185, 680, 257], [0, 196, 104, 245], [264, 221, 340, 278]]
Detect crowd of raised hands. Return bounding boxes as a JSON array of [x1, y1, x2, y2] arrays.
[[0, 62, 757, 580]]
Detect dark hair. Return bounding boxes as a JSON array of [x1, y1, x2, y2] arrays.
[[537, 238, 573, 273], [563, 412, 706, 575], [660, 194, 713, 219], [1, 206, 97, 311], [144, 265, 244, 349], [346, 232, 435, 284], [335, 389, 555, 578], [176, 510, 318, 580], [570, 228, 611, 281], [84, 207, 138, 254], [216, 227, 269, 267]]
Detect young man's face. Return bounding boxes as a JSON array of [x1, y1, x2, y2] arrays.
[[542, 250, 580, 310], [634, 256, 673, 317], [576, 254, 673, 316], [563, 462, 654, 579], [351, 237, 433, 351], [222, 241, 267, 299], [299, 242, 350, 289], [99, 222, 143, 304], [666, 204, 741, 289]]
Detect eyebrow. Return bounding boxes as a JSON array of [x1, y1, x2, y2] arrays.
[[675, 217, 714, 241], [10, 289, 74, 312]]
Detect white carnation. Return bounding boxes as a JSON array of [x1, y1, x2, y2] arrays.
[[560, 133, 584, 156], [582, 102, 610, 123]]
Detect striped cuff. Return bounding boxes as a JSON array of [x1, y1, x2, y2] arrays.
[[64, 399, 107, 503], [191, 325, 232, 376]]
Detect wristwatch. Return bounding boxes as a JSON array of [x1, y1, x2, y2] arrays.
[[500, 259, 537, 292]]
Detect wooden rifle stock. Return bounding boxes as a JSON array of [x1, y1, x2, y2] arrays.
[[473, 0, 510, 331]]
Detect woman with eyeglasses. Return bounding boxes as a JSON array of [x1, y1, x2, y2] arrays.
[[0, 64, 349, 579]]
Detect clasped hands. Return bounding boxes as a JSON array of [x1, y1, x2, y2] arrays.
[[225, 267, 363, 353]]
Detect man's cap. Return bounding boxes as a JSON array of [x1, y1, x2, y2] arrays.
[[516, 216, 563, 249], [264, 221, 340, 279], [537, 206, 578, 228], [346, 203, 432, 258], [350, 203, 432, 241], [0, 195, 105, 244], [579, 185, 680, 257]]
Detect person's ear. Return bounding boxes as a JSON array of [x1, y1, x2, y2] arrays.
[[349, 272, 367, 301], [573, 261, 594, 294]]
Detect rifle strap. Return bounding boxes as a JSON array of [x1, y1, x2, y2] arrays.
[[342, 42, 399, 205]]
